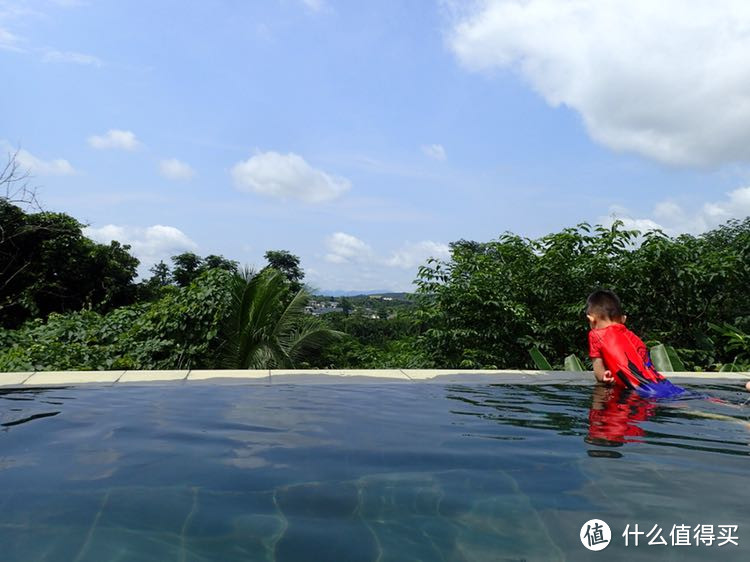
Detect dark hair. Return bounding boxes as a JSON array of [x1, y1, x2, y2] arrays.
[[586, 289, 624, 321]]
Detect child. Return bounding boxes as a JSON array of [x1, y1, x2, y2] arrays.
[[586, 289, 684, 398]]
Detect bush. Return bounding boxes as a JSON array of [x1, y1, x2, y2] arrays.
[[0, 269, 233, 371]]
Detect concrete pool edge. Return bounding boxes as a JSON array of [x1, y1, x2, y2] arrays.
[[0, 369, 747, 387]]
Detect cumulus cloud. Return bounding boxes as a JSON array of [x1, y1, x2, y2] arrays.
[[323, 233, 451, 269], [0, 27, 20, 51], [231, 151, 350, 203], [88, 129, 139, 151], [2, 143, 75, 176], [16, 149, 75, 176], [324, 232, 373, 264], [159, 158, 195, 181], [385, 240, 452, 269], [43, 50, 102, 66], [447, 0, 750, 167], [422, 144, 447, 160], [599, 186, 750, 235], [84, 224, 198, 271], [302, 0, 324, 11]]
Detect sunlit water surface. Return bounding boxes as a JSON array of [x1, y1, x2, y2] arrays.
[[0, 382, 748, 561]]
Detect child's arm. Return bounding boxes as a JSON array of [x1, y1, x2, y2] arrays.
[[592, 358, 614, 383]]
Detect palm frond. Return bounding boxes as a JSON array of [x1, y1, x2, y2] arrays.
[[218, 268, 340, 369]]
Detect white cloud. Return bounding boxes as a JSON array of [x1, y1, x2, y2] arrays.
[[422, 144, 447, 160], [599, 186, 750, 236], [323, 233, 451, 269], [43, 50, 102, 66], [600, 212, 667, 235], [2, 143, 75, 176], [16, 148, 75, 176], [314, 234, 453, 292], [50, 0, 88, 7], [84, 224, 198, 272], [159, 158, 195, 181], [231, 151, 350, 203], [447, 0, 750, 167], [88, 129, 140, 151], [0, 26, 21, 51], [701, 186, 750, 225], [385, 240, 451, 269], [302, 0, 324, 11], [324, 232, 373, 264]]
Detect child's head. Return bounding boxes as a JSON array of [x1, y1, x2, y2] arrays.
[[586, 289, 625, 327]]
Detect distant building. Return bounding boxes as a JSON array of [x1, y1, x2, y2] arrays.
[[305, 299, 343, 315]]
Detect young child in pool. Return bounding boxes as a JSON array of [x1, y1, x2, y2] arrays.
[[586, 289, 684, 398]]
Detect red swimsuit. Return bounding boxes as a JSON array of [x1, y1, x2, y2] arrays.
[[588, 324, 666, 391]]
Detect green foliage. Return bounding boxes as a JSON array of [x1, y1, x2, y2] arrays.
[[0, 200, 140, 328], [648, 344, 685, 372], [149, 260, 172, 287], [263, 250, 304, 293], [170, 252, 238, 287], [0, 269, 234, 371], [340, 297, 353, 316], [529, 347, 553, 370], [171, 252, 203, 287], [414, 218, 750, 370], [310, 336, 430, 369], [415, 222, 639, 368], [617, 220, 750, 353], [563, 354, 585, 371], [219, 269, 343, 369], [2, 199, 748, 373], [708, 322, 750, 370], [309, 309, 427, 369]]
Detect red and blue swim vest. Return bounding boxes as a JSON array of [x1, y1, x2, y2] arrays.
[[588, 323, 684, 398]]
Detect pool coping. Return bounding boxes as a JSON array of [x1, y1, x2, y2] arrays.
[[0, 369, 747, 387]]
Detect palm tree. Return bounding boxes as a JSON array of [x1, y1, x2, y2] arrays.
[[219, 268, 343, 369]]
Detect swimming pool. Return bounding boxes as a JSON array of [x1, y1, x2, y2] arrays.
[[0, 379, 747, 560]]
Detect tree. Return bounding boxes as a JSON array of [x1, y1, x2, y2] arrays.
[[1, 149, 38, 209], [219, 268, 342, 369], [0, 200, 139, 328], [340, 297, 353, 316], [203, 254, 239, 274], [171, 252, 239, 287], [149, 260, 172, 287], [0, 268, 235, 371], [171, 252, 204, 287], [263, 250, 304, 293], [413, 219, 750, 370]]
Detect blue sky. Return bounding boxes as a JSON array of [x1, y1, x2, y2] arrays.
[[3, 0, 750, 292]]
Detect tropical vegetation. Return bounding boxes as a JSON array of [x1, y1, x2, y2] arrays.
[[1, 150, 749, 373], [219, 268, 342, 369]]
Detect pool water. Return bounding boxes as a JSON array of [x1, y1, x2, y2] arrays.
[[0, 381, 748, 561]]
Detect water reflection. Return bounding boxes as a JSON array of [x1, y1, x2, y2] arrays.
[[444, 382, 749, 458], [1, 410, 60, 427], [585, 384, 656, 448], [0, 383, 748, 561]]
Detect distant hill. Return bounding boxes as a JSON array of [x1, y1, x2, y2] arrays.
[[315, 289, 394, 297], [314, 290, 412, 299]]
